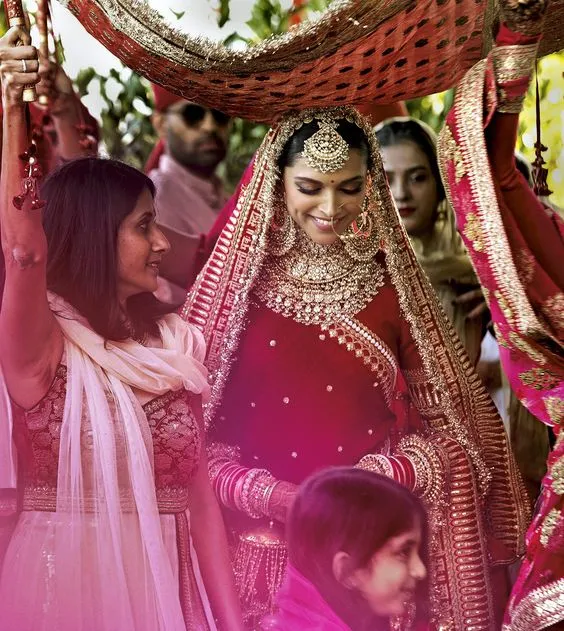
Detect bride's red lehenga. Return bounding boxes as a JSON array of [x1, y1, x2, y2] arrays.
[[183, 107, 529, 630], [438, 23, 564, 630]]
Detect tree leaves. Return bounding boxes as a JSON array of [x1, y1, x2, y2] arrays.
[[217, 0, 230, 28]]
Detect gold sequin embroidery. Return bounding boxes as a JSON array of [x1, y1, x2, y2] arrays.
[[519, 368, 560, 391], [550, 453, 564, 495], [543, 292, 564, 334], [540, 508, 561, 547], [462, 213, 484, 252], [509, 332, 547, 366], [545, 396, 564, 426], [439, 126, 466, 184]]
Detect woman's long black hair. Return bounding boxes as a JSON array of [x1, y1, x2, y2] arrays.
[[42, 157, 173, 341]]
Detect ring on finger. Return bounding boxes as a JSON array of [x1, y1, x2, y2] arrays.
[[21, 59, 27, 73]]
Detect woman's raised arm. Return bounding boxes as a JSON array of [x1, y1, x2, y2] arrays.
[[0, 26, 62, 409]]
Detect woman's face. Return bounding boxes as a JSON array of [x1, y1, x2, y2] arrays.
[[350, 523, 426, 617], [116, 187, 170, 303], [380, 140, 439, 236], [283, 149, 368, 245]]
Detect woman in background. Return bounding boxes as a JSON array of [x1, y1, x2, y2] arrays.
[[376, 117, 549, 500]]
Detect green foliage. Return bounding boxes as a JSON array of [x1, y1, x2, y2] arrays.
[[407, 90, 454, 133], [518, 52, 564, 209], [75, 67, 156, 169], [0, 6, 7, 35], [217, 0, 230, 28]]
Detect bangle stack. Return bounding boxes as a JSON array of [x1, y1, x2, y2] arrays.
[[356, 452, 416, 491], [209, 455, 280, 519], [397, 434, 444, 505], [211, 460, 248, 511], [356, 453, 394, 479], [241, 469, 279, 519]]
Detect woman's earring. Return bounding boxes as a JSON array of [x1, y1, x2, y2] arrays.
[[342, 200, 380, 262], [269, 195, 296, 256], [350, 198, 373, 238]]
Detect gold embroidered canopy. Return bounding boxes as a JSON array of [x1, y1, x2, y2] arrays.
[[58, 0, 563, 123]]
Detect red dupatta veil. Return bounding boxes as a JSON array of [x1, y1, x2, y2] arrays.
[[181, 106, 528, 571], [438, 32, 564, 629]]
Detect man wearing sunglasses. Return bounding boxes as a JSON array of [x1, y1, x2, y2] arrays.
[[146, 86, 231, 300]]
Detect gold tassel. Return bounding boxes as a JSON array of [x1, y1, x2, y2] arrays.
[[233, 524, 288, 628]]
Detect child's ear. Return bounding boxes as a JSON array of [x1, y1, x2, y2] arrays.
[[332, 551, 357, 589]]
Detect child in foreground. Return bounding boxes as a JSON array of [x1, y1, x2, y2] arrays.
[[265, 467, 428, 631]]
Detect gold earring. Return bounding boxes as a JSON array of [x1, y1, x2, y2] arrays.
[[341, 200, 380, 262], [350, 198, 373, 238], [269, 195, 296, 256]]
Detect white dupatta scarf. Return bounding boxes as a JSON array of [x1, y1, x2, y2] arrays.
[[0, 294, 209, 630]]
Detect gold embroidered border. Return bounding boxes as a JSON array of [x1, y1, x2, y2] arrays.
[[492, 44, 539, 84], [72, 0, 408, 76], [546, 396, 564, 427], [505, 578, 564, 630], [540, 507, 561, 546], [403, 369, 443, 418], [438, 58, 546, 340], [322, 315, 398, 405], [543, 292, 564, 335]]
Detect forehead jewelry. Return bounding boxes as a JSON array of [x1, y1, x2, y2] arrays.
[[302, 116, 350, 173]]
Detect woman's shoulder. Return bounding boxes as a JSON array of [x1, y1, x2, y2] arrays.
[[159, 313, 207, 362]]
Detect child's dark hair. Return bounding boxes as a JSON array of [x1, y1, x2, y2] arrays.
[[375, 119, 445, 202], [41, 157, 173, 341], [278, 119, 370, 170], [287, 466, 429, 630]]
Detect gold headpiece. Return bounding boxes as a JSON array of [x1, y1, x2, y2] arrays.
[[302, 115, 350, 173]]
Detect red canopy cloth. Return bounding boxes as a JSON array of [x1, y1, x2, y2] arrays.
[[60, 0, 563, 124]]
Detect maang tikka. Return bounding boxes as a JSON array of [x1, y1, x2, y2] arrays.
[[302, 115, 350, 173]]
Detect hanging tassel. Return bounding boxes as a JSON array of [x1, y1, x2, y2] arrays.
[[13, 142, 45, 210], [233, 524, 288, 627], [531, 61, 552, 197]]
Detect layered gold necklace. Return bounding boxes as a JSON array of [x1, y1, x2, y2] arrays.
[[254, 231, 384, 325]]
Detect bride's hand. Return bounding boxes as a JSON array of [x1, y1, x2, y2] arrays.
[[268, 480, 298, 524], [0, 27, 39, 109]]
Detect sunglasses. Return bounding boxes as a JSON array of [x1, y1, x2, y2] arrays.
[[171, 103, 231, 128]]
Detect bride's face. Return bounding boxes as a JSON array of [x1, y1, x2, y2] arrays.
[[283, 149, 368, 245]]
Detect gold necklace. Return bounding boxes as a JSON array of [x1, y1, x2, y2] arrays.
[[254, 231, 384, 325]]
